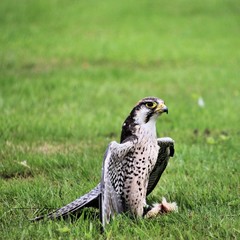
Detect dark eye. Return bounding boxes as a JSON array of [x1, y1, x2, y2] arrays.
[[145, 102, 157, 109]]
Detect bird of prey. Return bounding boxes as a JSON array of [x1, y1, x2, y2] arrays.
[[33, 97, 177, 226]]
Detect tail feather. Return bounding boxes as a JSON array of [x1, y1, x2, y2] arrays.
[[32, 184, 101, 221]]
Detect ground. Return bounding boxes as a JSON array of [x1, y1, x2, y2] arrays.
[[0, 0, 239, 239]]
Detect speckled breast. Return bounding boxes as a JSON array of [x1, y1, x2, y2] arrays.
[[122, 130, 159, 216]]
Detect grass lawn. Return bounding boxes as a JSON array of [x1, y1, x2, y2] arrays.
[[0, 0, 239, 239]]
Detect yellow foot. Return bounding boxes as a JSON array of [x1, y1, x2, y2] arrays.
[[145, 197, 178, 218]]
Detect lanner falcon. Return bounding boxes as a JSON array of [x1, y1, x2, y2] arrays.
[[33, 97, 177, 227]]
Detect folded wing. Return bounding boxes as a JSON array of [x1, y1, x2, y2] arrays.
[[100, 140, 134, 227], [147, 137, 174, 195]]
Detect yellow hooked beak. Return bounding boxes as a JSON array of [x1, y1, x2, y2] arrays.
[[154, 103, 168, 114]]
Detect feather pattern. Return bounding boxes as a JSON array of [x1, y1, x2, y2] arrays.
[[100, 141, 134, 226]]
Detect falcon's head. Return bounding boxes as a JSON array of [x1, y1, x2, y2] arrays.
[[133, 97, 168, 125], [121, 97, 168, 142]]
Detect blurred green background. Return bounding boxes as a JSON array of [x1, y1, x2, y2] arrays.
[[0, 0, 239, 239]]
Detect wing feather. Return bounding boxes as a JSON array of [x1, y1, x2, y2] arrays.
[[100, 140, 134, 227], [32, 184, 101, 221], [146, 137, 174, 195]]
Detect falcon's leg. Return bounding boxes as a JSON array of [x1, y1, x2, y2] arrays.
[[144, 197, 178, 218]]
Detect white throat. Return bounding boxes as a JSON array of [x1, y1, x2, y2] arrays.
[[134, 113, 158, 139], [142, 117, 157, 138], [133, 108, 161, 139]]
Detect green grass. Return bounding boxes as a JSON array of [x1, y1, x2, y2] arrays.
[[0, 0, 239, 239]]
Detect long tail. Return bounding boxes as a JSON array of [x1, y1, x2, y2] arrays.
[[32, 183, 101, 221]]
